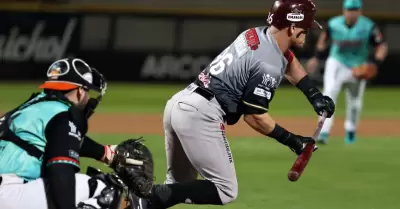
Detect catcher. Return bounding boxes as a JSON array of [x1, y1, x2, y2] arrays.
[[306, 0, 388, 144], [0, 58, 154, 209]]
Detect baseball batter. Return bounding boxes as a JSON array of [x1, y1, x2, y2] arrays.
[[128, 1, 335, 208], [306, 0, 388, 144], [0, 58, 152, 209]]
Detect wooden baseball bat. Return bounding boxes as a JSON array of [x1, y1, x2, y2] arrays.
[[287, 112, 327, 182]]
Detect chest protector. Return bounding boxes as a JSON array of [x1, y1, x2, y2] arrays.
[[0, 92, 88, 181]]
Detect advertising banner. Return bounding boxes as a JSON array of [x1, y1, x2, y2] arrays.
[[0, 11, 81, 79], [0, 9, 398, 86]]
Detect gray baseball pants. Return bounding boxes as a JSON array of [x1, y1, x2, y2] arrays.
[[162, 83, 238, 204]]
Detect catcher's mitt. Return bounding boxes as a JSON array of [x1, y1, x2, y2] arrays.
[[110, 138, 154, 198], [352, 63, 378, 80]]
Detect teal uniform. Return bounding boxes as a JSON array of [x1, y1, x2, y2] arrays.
[[0, 93, 73, 181], [327, 15, 377, 68], [317, 0, 386, 144]]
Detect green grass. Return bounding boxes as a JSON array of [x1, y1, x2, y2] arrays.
[[1, 81, 398, 208], [0, 82, 399, 117], [83, 134, 400, 209]]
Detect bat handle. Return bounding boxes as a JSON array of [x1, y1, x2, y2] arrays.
[[312, 112, 328, 140]]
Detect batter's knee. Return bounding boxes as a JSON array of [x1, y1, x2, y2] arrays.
[[214, 178, 238, 204]]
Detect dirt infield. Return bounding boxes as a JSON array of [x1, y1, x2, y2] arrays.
[[89, 113, 400, 137]]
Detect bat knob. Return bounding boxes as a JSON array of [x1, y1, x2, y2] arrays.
[[288, 171, 300, 182]]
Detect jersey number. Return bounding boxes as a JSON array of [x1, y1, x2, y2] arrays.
[[209, 46, 233, 75]]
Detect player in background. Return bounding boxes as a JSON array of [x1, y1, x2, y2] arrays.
[[126, 1, 335, 209], [306, 0, 388, 144]]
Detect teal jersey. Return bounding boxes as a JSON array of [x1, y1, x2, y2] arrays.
[[0, 93, 71, 181], [327, 15, 377, 68]]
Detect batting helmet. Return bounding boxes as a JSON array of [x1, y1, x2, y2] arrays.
[[267, 0, 322, 30]]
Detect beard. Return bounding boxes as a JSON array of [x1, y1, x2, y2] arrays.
[[84, 98, 100, 119], [74, 100, 88, 111], [291, 35, 306, 48]]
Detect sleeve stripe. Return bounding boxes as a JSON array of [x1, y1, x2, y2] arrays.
[[242, 100, 268, 111], [47, 157, 80, 167]]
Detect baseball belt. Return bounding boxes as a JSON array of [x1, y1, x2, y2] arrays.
[[193, 86, 215, 101]]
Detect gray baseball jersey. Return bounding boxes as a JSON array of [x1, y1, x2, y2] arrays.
[[195, 26, 293, 124], [162, 26, 294, 204]]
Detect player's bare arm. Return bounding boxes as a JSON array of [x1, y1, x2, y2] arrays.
[[284, 55, 307, 85], [353, 24, 388, 80], [243, 112, 315, 155], [239, 65, 318, 156], [240, 63, 321, 156], [316, 30, 328, 52], [243, 113, 275, 135], [282, 52, 335, 119], [375, 42, 388, 62], [370, 25, 388, 65], [80, 135, 119, 166]]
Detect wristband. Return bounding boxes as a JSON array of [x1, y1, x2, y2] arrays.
[[296, 75, 322, 100], [268, 123, 292, 145]]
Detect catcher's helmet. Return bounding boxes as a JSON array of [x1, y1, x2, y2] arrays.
[[39, 57, 107, 95], [39, 58, 108, 118], [267, 0, 322, 30]]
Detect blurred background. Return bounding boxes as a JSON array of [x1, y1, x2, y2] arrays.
[[0, 1, 399, 209], [0, 0, 399, 85]]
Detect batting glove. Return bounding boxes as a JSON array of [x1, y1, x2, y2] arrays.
[[286, 135, 318, 155], [310, 95, 335, 118]]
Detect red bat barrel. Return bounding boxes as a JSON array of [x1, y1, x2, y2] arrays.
[[287, 143, 315, 181], [287, 112, 327, 182]]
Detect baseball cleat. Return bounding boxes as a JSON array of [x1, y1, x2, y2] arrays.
[[317, 132, 329, 144], [345, 131, 356, 144]]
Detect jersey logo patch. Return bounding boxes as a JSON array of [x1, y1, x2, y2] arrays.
[[262, 74, 277, 89], [253, 87, 271, 99], [68, 149, 80, 161], [245, 28, 260, 50], [68, 121, 82, 141]]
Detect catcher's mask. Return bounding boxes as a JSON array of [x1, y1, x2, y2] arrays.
[[39, 58, 107, 118]]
